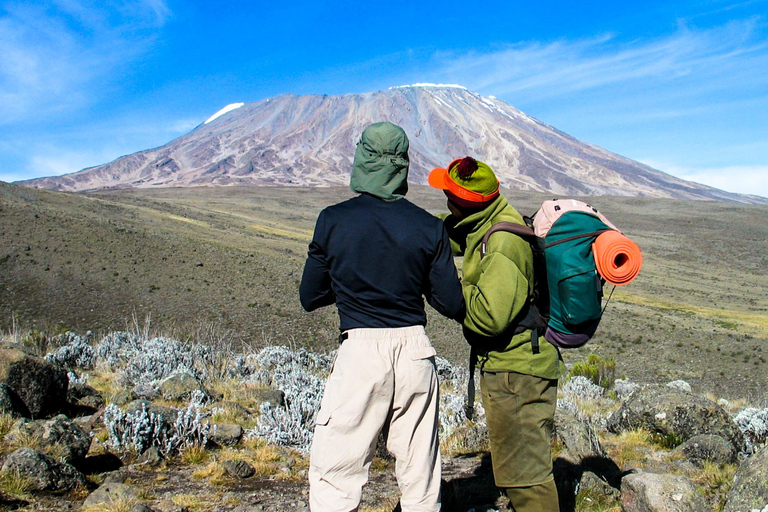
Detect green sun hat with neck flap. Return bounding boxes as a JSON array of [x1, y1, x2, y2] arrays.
[[350, 122, 410, 201]]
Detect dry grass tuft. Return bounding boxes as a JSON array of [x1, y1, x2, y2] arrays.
[[602, 429, 654, 469], [192, 462, 228, 485], [0, 413, 16, 440], [180, 444, 210, 466], [0, 468, 33, 498]]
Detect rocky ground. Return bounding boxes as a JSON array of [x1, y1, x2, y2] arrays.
[[1, 332, 768, 512]]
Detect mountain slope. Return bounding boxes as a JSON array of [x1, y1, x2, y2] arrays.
[[19, 85, 757, 203]]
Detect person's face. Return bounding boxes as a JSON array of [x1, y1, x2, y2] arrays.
[[447, 199, 464, 218]]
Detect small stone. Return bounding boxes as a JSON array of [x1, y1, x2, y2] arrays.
[[83, 482, 140, 508], [209, 423, 243, 447], [136, 446, 164, 466], [222, 459, 256, 479]]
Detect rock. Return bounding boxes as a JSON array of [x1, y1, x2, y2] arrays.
[[124, 399, 178, 428], [724, 444, 768, 512], [249, 388, 285, 408], [68, 383, 105, 409], [0, 383, 27, 417], [159, 372, 205, 402], [1, 447, 86, 492], [6, 414, 91, 463], [0, 345, 69, 419], [129, 505, 156, 512], [607, 385, 744, 449], [578, 471, 621, 505], [440, 423, 489, 455], [675, 434, 738, 467], [83, 482, 140, 508], [103, 469, 129, 484], [621, 471, 710, 512], [666, 380, 692, 393], [209, 423, 244, 447], [155, 499, 190, 512], [136, 446, 164, 466], [111, 390, 137, 406], [222, 459, 256, 479], [555, 408, 607, 463]]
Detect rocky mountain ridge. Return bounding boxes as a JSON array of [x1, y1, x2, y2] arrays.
[[19, 85, 761, 203]]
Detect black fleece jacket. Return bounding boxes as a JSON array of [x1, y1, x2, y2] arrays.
[[299, 193, 465, 331]]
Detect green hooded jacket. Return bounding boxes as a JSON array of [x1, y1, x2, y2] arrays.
[[443, 195, 565, 378], [349, 122, 409, 201]]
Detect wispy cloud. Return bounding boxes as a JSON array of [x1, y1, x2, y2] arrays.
[[427, 17, 768, 106], [0, 0, 170, 123]]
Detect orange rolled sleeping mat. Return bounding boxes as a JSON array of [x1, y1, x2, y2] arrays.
[[593, 230, 643, 286]]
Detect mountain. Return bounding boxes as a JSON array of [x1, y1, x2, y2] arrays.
[[18, 85, 758, 202]]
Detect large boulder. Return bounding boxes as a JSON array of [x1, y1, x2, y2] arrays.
[[621, 472, 710, 512], [0, 343, 68, 419], [724, 444, 768, 512], [0, 383, 27, 417], [1, 447, 86, 492], [607, 385, 744, 449], [158, 372, 205, 402], [674, 434, 738, 467], [6, 414, 91, 463], [555, 408, 607, 462]]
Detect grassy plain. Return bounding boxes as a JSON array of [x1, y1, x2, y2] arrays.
[[1, 182, 767, 400]]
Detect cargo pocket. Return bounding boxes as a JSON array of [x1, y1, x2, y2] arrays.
[[408, 346, 436, 360], [315, 409, 331, 426]]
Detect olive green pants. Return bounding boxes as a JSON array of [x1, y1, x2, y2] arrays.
[[480, 371, 559, 512]]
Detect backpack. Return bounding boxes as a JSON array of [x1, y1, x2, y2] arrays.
[[465, 199, 631, 420], [480, 198, 620, 350]]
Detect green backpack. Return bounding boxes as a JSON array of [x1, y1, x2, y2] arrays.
[[480, 198, 619, 350]]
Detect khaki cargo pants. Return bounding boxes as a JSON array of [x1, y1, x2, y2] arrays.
[[309, 326, 441, 512], [481, 371, 560, 512]]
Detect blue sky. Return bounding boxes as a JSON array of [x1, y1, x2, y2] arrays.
[[1, 0, 767, 197]]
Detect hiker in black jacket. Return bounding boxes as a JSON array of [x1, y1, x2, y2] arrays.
[[300, 121, 464, 512]]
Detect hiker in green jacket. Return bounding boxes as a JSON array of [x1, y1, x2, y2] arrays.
[[429, 157, 565, 512]]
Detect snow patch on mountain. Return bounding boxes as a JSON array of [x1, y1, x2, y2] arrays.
[[205, 103, 245, 124], [391, 83, 468, 90]]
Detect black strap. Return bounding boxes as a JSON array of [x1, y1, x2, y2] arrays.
[[480, 221, 535, 258], [465, 347, 478, 421], [338, 331, 348, 344]]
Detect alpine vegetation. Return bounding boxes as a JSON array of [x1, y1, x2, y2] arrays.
[[95, 331, 213, 396], [733, 407, 768, 454], [103, 391, 211, 456], [45, 331, 96, 369], [245, 346, 330, 452]]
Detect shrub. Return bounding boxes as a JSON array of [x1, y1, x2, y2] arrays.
[[96, 332, 213, 396], [103, 391, 211, 457], [734, 407, 768, 454], [570, 354, 616, 389], [45, 331, 95, 369]]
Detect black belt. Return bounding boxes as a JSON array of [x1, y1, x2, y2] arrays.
[[338, 331, 348, 344]]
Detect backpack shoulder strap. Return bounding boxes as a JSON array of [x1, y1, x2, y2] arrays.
[[480, 221, 535, 258]]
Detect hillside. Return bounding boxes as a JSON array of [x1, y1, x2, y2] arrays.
[[1, 181, 768, 399], [18, 86, 761, 204]]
